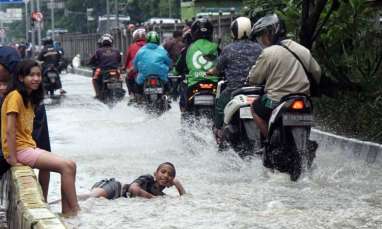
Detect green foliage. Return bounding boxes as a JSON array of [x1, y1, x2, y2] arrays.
[[315, 90, 382, 143], [5, 0, 181, 36], [127, 0, 180, 23], [243, 0, 285, 21], [127, 0, 159, 23], [316, 0, 381, 83]]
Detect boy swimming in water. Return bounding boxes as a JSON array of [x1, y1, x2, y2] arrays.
[[51, 162, 185, 203]]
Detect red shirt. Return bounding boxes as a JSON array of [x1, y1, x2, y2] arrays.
[[124, 39, 146, 79]]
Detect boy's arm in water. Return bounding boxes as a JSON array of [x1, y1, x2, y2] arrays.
[[128, 182, 155, 199], [172, 178, 186, 196], [6, 113, 22, 166]]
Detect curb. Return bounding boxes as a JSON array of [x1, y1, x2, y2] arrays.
[[5, 166, 66, 229]]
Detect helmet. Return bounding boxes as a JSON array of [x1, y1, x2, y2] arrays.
[[132, 28, 146, 41], [191, 17, 213, 41], [42, 37, 53, 46], [251, 14, 286, 44], [97, 38, 102, 48], [146, 31, 160, 44], [230, 17, 252, 40], [101, 33, 113, 46]]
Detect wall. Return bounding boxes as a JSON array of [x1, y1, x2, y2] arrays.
[[181, 0, 242, 20], [0, 167, 66, 229], [58, 15, 234, 64]]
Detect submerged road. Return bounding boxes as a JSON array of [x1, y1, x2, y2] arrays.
[[46, 73, 382, 229]]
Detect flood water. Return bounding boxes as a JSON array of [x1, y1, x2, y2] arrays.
[[47, 73, 382, 229]]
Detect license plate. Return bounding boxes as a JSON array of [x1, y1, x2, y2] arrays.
[[47, 73, 57, 78], [240, 106, 253, 119], [194, 95, 214, 106], [282, 114, 314, 126], [144, 88, 163, 94], [107, 82, 122, 89]]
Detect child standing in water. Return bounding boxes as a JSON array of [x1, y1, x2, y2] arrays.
[[1, 60, 80, 216]]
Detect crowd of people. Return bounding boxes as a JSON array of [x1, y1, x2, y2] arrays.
[[0, 13, 321, 217]]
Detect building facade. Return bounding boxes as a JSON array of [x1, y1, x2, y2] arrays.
[[181, 0, 242, 21]]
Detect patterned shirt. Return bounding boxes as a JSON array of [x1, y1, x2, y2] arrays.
[[216, 40, 262, 90]]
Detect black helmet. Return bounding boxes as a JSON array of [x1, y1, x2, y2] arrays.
[[251, 14, 286, 44], [191, 17, 213, 41], [42, 37, 53, 46], [230, 17, 252, 40]]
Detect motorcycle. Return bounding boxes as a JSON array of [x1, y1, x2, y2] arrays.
[[98, 69, 126, 103], [221, 82, 264, 154], [42, 65, 61, 97], [168, 73, 181, 101], [184, 78, 217, 119], [142, 75, 170, 113], [263, 93, 317, 181], [58, 57, 71, 73], [222, 82, 317, 180]]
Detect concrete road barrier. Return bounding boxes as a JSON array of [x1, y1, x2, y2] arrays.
[[2, 166, 66, 229]]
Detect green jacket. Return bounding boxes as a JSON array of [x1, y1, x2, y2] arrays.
[[185, 39, 219, 87]]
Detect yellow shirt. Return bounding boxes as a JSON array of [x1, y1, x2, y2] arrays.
[[1, 90, 36, 158]]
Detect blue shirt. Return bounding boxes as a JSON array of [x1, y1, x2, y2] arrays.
[[134, 43, 172, 85]]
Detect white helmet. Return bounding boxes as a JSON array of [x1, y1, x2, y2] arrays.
[[101, 33, 113, 46], [230, 17, 252, 40], [132, 28, 146, 41]]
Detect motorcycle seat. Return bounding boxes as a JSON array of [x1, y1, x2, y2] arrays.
[[231, 86, 263, 98]]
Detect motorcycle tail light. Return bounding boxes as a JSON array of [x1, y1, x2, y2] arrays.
[[149, 79, 158, 87], [199, 83, 214, 89], [291, 100, 304, 110]]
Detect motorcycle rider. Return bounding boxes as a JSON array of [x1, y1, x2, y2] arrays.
[[53, 41, 64, 56], [175, 17, 219, 112], [124, 28, 146, 97], [17, 42, 27, 59], [163, 30, 185, 64], [89, 33, 122, 98], [134, 31, 171, 94], [38, 37, 66, 94], [248, 14, 321, 139], [209, 17, 263, 144]]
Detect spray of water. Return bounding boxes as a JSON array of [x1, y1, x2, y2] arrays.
[[46, 74, 382, 229]]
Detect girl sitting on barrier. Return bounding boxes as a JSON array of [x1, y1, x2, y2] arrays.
[[1, 60, 80, 216]]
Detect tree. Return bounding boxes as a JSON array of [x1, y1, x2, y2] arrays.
[[126, 0, 159, 23]]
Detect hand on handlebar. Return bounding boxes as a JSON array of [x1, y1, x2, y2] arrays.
[[206, 68, 217, 76]]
